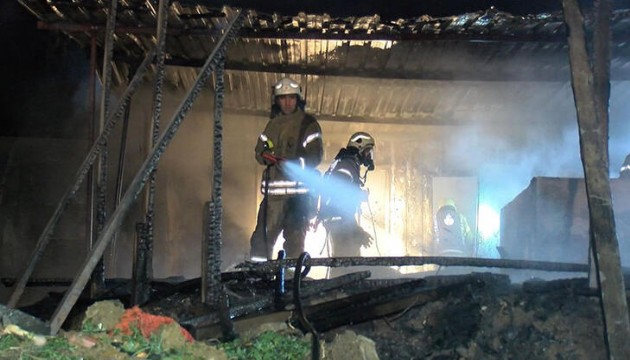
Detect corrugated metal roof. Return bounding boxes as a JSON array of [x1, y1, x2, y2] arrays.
[[17, 0, 630, 125]]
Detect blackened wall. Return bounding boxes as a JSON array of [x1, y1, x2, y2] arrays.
[[0, 1, 90, 139]]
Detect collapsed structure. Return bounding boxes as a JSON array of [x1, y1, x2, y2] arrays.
[[1, 0, 630, 358]]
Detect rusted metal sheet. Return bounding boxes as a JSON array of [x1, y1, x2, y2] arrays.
[[501, 177, 630, 265], [21, 1, 630, 127]]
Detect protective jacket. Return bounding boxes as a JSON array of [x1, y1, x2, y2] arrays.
[[319, 147, 372, 260], [255, 108, 323, 195], [250, 109, 323, 260], [319, 147, 364, 221]]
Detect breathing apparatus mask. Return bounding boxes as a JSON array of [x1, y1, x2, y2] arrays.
[[347, 132, 375, 171], [361, 147, 375, 171]]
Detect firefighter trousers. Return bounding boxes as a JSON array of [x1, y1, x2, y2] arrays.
[[249, 194, 311, 260]]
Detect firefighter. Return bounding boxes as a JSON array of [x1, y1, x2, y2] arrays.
[[318, 132, 375, 260], [620, 154, 630, 179], [249, 77, 324, 261], [433, 199, 474, 256]]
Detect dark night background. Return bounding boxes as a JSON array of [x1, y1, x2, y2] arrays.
[[0, 1, 91, 139]]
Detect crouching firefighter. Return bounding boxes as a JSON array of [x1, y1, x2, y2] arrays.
[[249, 77, 323, 261], [318, 132, 376, 261]]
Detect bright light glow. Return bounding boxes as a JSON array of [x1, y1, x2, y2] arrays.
[[277, 160, 409, 279], [271, 225, 330, 279], [478, 204, 500, 240]]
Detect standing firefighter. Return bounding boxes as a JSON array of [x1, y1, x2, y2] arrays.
[[249, 77, 323, 261], [318, 132, 375, 259], [433, 199, 474, 256]]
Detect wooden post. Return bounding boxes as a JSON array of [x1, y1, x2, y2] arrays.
[[561, 0, 630, 358]]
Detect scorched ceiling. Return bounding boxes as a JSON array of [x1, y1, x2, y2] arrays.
[[16, 0, 630, 125]]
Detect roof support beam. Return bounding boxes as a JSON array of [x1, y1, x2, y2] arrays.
[[165, 57, 630, 82], [37, 21, 569, 42], [222, 108, 561, 126], [200, 60, 578, 82], [38, 21, 630, 81]]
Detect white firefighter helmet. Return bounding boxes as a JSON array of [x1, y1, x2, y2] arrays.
[[272, 77, 302, 100], [347, 132, 375, 152], [348, 132, 375, 170]]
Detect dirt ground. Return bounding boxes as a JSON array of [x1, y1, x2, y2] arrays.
[[0, 271, 616, 359]]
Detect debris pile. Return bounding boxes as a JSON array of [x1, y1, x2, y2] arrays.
[[0, 271, 620, 359]]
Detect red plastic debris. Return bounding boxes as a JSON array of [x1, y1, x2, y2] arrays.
[[113, 306, 194, 342]]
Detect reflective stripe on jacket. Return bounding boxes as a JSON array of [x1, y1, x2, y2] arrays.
[[255, 108, 323, 184]]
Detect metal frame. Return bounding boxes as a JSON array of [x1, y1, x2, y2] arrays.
[[6, 47, 157, 309], [48, 9, 244, 335], [7, 1, 244, 336]]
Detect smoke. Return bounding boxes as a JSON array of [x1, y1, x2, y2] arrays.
[[609, 87, 630, 171], [280, 159, 365, 213], [442, 110, 605, 212], [433, 85, 630, 268]]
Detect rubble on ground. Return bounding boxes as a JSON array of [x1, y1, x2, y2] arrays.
[[0, 272, 617, 359]]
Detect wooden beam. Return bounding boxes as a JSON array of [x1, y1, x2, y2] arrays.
[[156, 55, 630, 82], [172, 58, 583, 82], [236, 256, 592, 273], [221, 107, 575, 127], [561, 1, 630, 359], [222, 108, 447, 125]]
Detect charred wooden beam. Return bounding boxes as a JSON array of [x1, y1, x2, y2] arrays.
[[236, 256, 591, 273], [1, 278, 72, 287], [179, 271, 373, 333], [167, 58, 587, 82], [292, 277, 477, 332], [561, 0, 630, 358], [522, 278, 591, 294], [220, 107, 574, 127], [297, 271, 372, 297], [181, 297, 267, 331], [131, 222, 151, 306]]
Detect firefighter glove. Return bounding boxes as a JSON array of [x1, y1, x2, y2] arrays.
[[355, 226, 374, 248]]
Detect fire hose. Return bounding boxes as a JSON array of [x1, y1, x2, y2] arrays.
[[292, 252, 319, 360]]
